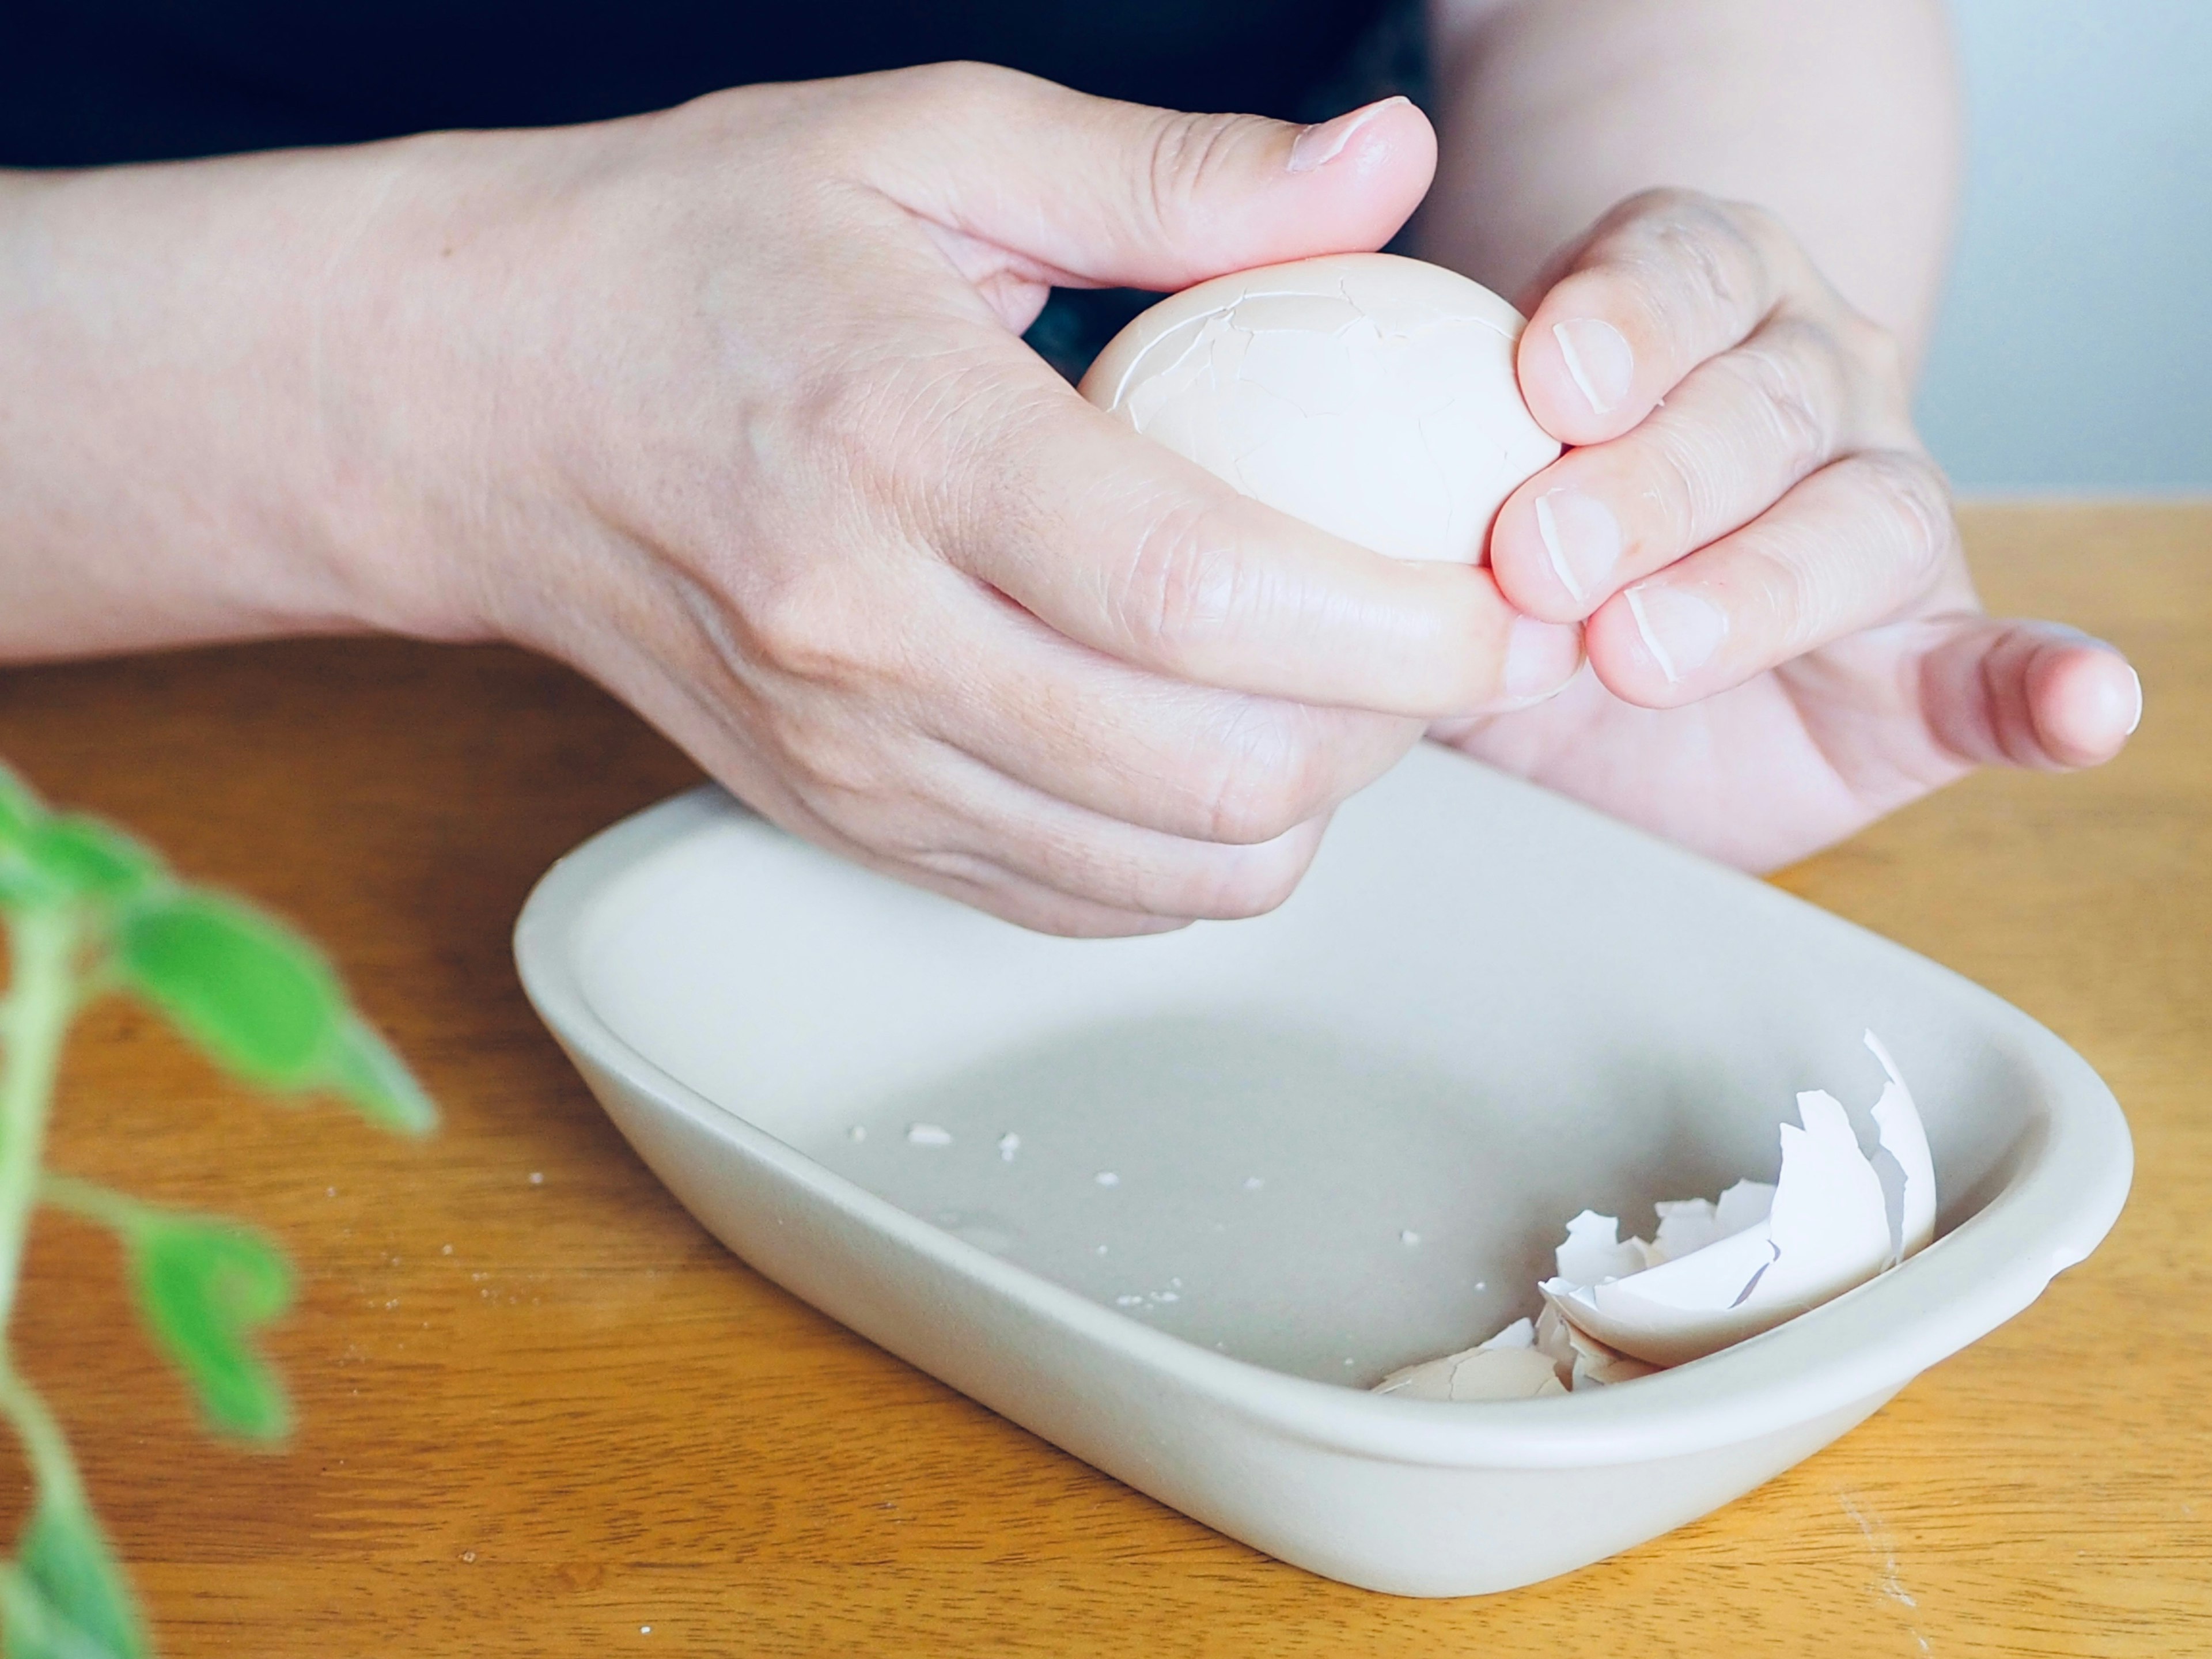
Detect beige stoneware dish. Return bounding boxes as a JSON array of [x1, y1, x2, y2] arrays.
[[514, 744, 2130, 1596]]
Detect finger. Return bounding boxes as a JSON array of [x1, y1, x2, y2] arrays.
[[917, 350, 1584, 717], [578, 613, 1198, 938], [1517, 190, 1819, 448], [1918, 620, 2143, 771], [703, 736, 1205, 939], [893, 849, 1196, 938], [855, 65, 1436, 287], [895, 755, 1335, 922], [1585, 448, 1955, 707], [768, 721, 1334, 925], [1494, 310, 1911, 622], [677, 589, 1346, 921], [919, 578, 1425, 843]]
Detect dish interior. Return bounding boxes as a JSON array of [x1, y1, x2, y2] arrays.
[[570, 755, 2044, 1386]]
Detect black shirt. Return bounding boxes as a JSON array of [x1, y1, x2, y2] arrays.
[[3, 0, 1422, 166], [3, 1, 1428, 376]]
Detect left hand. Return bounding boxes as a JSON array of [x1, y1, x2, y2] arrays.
[[1433, 189, 2141, 870]]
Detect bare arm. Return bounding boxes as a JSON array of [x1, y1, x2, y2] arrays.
[[0, 156, 414, 659], [1419, 0, 1960, 366], [0, 78, 1531, 936]]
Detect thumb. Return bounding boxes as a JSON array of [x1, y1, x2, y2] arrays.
[[857, 64, 1437, 290]]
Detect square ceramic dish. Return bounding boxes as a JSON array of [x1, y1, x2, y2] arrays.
[[513, 744, 2130, 1596]]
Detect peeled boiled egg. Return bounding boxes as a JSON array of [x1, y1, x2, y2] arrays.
[[1078, 253, 1561, 565]]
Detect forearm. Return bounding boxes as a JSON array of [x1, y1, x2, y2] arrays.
[[0, 147, 467, 662], [1418, 0, 1960, 368]]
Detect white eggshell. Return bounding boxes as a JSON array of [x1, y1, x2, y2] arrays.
[[1533, 1304, 1658, 1391], [1078, 253, 1562, 565], [1546, 1058, 1932, 1368], [1375, 1342, 1566, 1403], [1553, 1209, 1647, 1287], [1865, 1030, 1937, 1261], [1376, 1033, 1939, 1392]]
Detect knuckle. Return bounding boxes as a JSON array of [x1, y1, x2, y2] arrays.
[[1139, 111, 1248, 243], [1110, 498, 1248, 668], [1720, 320, 1847, 478], [1598, 191, 1775, 357], [737, 561, 877, 685], [1194, 757, 1305, 847], [780, 727, 899, 814], [896, 58, 1020, 108], [1185, 705, 1327, 844], [1191, 839, 1311, 920], [1842, 308, 1911, 396], [1637, 422, 1713, 547], [1603, 185, 1717, 236], [1864, 450, 1957, 584]]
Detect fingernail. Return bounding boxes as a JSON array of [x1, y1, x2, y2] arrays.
[[1624, 584, 1727, 684], [1287, 96, 1408, 173], [1552, 318, 1635, 415], [1532, 487, 1622, 605], [1502, 615, 1585, 702], [2050, 628, 2142, 737]]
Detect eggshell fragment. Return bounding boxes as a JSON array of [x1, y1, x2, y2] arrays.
[[1374, 1031, 1940, 1397], [1542, 1036, 1932, 1368], [1078, 253, 1562, 565], [1376, 1317, 1567, 1402], [1866, 1031, 1937, 1262], [1533, 1304, 1659, 1390]]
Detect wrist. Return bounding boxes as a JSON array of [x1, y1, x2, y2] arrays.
[[0, 138, 499, 659]]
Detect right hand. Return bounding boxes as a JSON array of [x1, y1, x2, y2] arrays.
[[320, 67, 1582, 934]]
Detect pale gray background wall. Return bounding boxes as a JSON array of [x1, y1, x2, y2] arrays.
[[1919, 0, 2211, 491]]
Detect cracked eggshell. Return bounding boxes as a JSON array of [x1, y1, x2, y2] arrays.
[[1866, 1030, 1937, 1261], [1376, 1333, 1566, 1402], [1546, 1044, 1931, 1368], [1078, 253, 1561, 565], [1533, 1304, 1658, 1391]]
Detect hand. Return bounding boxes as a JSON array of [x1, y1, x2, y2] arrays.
[[1433, 190, 2141, 869], [305, 69, 1584, 934]]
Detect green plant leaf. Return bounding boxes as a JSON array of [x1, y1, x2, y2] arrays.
[[0, 762, 43, 846], [21, 818, 161, 904], [115, 891, 342, 1088], [2, 1498, 146, 1659], [113, 888, 437, 1135], [131, 1216, 294, 1441], [321, 1014, 438, 1136]]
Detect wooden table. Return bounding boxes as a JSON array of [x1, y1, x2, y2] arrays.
[[0, 504, 2205, 1657]]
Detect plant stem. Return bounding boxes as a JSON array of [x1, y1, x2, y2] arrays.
[[38, 1172, 151, 1236], [0, 1368, 82, 1510], [0, 906, 86, 1508], [0, 907, 76, 1334]]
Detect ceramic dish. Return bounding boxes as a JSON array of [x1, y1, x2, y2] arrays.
[[513, 744, 2130, 1596]]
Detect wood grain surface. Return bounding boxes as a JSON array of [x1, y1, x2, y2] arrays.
[[0, 503, 2204, 1657]]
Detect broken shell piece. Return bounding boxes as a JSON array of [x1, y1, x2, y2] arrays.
[[1374, 1031, 1939, 1399], [1555, 1209, 1650, 1286], [1533, 1304, 1658, 1391], [1078, 253, 1562, 565], [1544, 1033, 1934, 1368], [1866, 1031, 1937, 1263], [1376, 1328, 1567, 1402], [1647, 1180, 1778, 1264]]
